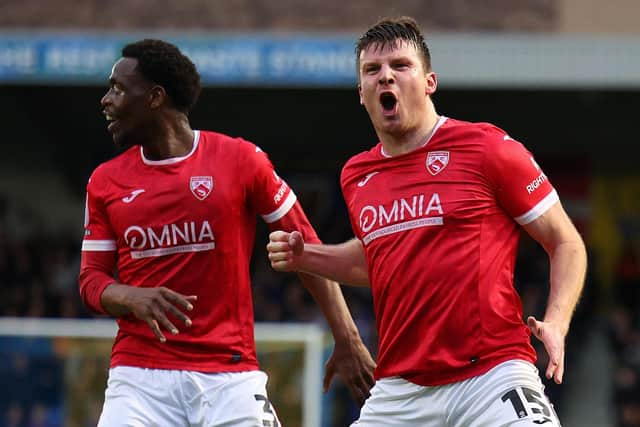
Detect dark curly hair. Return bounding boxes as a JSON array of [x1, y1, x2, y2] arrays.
[[355, 16, 431, 74], [122, 39, 201, 114]]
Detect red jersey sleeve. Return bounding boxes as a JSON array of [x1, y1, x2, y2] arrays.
[[239, 140, 321, 244], [82, 170, 118, 246], [270, 201, 321, 245], [484, 131, 559, 225], [78, 170, 118, 314]]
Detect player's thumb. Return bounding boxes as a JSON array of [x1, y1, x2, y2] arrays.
[[527, 316, 542, 338], [289, 231, 305, 256], [323, 363, 335, 392]]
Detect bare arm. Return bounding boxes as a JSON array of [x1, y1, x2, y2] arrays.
[[266, 230, 375, 403], [522, 201, 587, 384], [296, 272, 375, 404], [268, 231, 370, 286]]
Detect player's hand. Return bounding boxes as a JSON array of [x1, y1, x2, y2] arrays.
[[267, 230, 304, 272], [323, 337, 376, 407], [527, 316, 565, 384], [124, 286, 197, 343]]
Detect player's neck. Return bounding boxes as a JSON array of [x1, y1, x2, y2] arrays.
[[142, 114, 194, 160], [379, 109, 440, 157]]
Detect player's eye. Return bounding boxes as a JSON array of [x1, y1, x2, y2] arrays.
[[363, 65, 379, 74]]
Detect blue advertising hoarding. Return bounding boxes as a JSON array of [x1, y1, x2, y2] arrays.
[[3, 32, 640, 88], [0, 33, 358, 87]]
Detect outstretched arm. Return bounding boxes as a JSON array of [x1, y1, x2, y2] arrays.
[[267, 231, 370, 286], [522, 201, 587, 384], [296, 272, 376, 405]]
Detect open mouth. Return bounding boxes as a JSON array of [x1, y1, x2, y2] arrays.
[[380, 92, 398, 114], [104, 111, 119, 132]]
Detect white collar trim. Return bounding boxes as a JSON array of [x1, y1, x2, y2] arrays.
[[381, 116, 448, 158], [141, 130, 200, 165]]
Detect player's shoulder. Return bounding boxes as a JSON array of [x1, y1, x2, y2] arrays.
[[445, 117, 529, 164], [443, 117, 513, 144], [343, 143, 381, 171], [341, 144, 381, 187], [198, 130, 262, 155], [89, 145, 139, 183]]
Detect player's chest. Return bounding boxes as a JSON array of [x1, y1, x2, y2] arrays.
[[347, 151, 492, 232], [103, 167, 241, 233]]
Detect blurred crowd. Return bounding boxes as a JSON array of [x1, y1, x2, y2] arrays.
[[0, 170, 636, 426], [0, 194, 82, 426], [609, 241, 640, 427], [0, 195, 87, 319]]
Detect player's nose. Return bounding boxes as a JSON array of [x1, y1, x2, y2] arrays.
[[378, 65, 395, 85], [100, 91, 112, 107]]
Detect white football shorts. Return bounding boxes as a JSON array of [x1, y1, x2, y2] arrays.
[[352, 359, 561, 427], [97, 367, 281, 427]]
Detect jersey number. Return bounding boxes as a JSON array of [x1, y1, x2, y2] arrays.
[[254, 394, 279, 427], [501, 387, 556, 425]]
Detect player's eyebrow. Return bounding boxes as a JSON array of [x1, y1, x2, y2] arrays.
[[360, 60, 379, 69], [108, 76, 127, 88], [390, 55, 414, 63]]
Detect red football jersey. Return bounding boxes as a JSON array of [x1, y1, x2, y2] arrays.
[[341, 117, 558, 386], [80, 130, 319, 372]]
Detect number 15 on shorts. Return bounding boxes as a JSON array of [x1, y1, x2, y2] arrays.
[[501, 387, 561, 425]]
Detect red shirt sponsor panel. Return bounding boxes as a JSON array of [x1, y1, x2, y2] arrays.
[[341, 117, 558, 385], [80, 131, 319, 372]]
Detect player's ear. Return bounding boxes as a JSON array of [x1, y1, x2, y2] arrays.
[[358, 84, 364, 105], [149, 85, 167, 109], [425, 72, 437, 96]]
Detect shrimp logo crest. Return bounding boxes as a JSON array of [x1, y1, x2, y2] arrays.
[[426, 151, 449, 176], [190, 176, 213, 200]]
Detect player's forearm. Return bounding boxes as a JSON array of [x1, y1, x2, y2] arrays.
[[296, 272, 362, 344], [543, 238, 587, 337], [300, 239, 369, 286], [100, 283, 136, 317]]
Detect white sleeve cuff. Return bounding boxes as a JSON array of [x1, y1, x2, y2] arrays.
[[261, 191, 297, 223], [81, 239, 117, 251], [514, 190, 559, 225]]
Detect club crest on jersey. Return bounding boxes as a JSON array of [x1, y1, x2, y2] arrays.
[[426, 151, 450, 176], [190, 176, 213, 200]]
